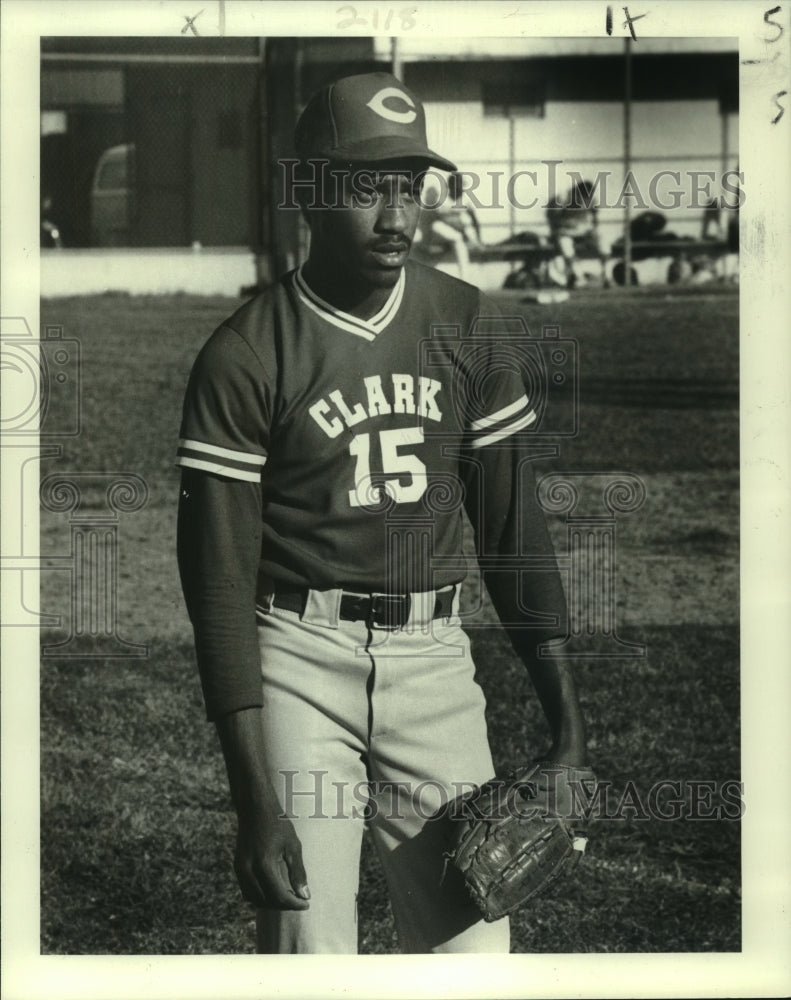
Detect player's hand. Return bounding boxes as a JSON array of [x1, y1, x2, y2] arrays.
[[234, 806, 311, 910], [520, 760, 597, 823]]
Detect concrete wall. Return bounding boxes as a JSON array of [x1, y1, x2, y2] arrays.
[[40, 248, 257, 297]]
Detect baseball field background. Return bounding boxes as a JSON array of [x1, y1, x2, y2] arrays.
[[39, 284, 740, 953]]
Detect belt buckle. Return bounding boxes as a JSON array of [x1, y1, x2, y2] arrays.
[[369, 593, 410, 630]]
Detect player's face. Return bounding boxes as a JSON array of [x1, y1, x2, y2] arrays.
[[309, 168, 424, 290]]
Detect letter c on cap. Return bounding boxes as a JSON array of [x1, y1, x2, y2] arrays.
[[366, 87, 417, 124]]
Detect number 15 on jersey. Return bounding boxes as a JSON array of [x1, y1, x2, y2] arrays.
[[348, 427, 428, 508]]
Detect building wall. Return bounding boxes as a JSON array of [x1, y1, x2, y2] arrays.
[[125, 63, 260, 247], [423, 97, 738, 246], [408, 54, 738, 248], [189, 68, 260, 248]]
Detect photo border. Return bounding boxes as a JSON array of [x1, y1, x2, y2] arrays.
[[2, 1, 789, 997]]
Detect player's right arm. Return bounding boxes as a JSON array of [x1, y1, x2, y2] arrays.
[[215, 708, 310, 910], [176, 323, 310, 910]]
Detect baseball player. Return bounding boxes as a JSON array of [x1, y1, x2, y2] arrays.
[[176, 72, 589, 954]]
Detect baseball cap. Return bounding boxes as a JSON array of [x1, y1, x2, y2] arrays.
[[295, 72, 457, 171]]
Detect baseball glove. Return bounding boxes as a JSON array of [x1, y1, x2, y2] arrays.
[[446, 761, 596, 922]]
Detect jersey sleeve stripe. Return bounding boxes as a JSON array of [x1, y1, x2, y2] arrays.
[[175, 455, 263, 482], [469, 409, 537, 449], [470, 394, 530, 431], [178, 438, 267, 465], [176, 439, 266, 480]]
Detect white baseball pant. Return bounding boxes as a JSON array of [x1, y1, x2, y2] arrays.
[[253, 585, 510, 954]]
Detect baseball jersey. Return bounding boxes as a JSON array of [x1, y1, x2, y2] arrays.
[[177, 260, 567, 719]]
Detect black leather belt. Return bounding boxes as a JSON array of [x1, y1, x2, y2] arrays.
[[271, 587, 455, 629]]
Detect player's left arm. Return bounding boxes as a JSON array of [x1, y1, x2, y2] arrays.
[[462, 441, 588, 770], [457, 295, 590, 803]]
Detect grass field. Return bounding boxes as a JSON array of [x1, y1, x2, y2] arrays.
[[38, 285, 740, 954]]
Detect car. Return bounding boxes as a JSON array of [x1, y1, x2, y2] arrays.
[[90, 143, 135, 246]]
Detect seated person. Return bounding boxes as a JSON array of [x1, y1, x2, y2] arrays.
[[413, 171, 483, 280], [546, 180, 607, 288]]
